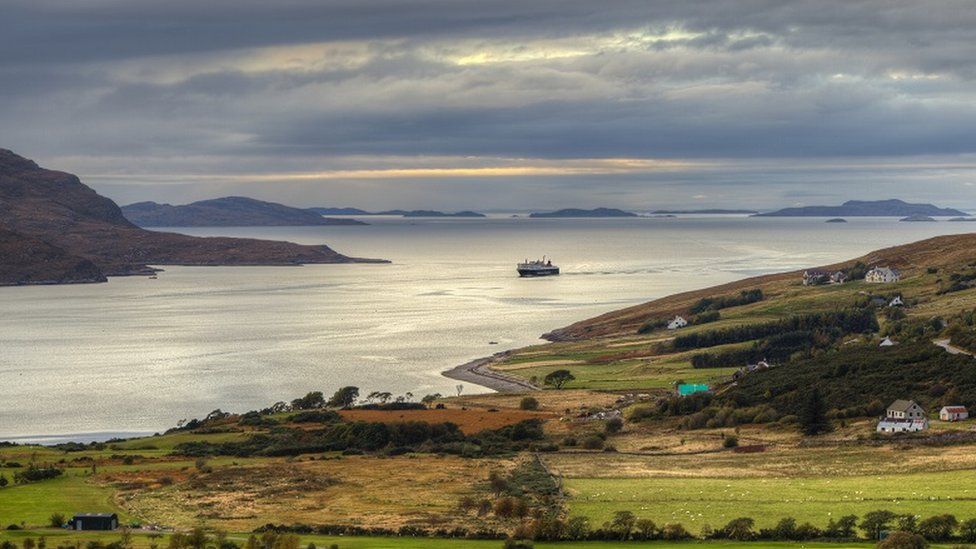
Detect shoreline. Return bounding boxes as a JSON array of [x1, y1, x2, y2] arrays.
[[442, 352, 539, 393]]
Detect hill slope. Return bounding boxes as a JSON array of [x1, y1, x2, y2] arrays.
[[0, 225, 106, 285], [0, 149, 384, 285], [756, 199, 967, 217], [545, 232, 976, 341], [123, 197, 366, 227]]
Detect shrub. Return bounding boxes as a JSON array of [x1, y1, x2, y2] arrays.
[[717, 517, 756, 541], [502, 539, 533, 549], [917, 514, 957, 541], [723, 435, 738, 448], [581, 436, 604, 450], [519, 397, 539, 411], [877, 531, 928, 549], [48, 514, 65, 528], [605, 417, 624, 434], [13, 465, 62, 484], [660, 523, 692, 540]]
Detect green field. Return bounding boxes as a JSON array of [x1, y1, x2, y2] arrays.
[[0, 530, 886, 549], [564, 470, 976, 534], [0, 471, 124, 527]]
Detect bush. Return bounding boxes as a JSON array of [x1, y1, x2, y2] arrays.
[[13, 465, 62, 484], [581, 436, 604, 450], [716, 517, 756, 541], [917, 514, 957, 541], [48, 513, 65, 528], [723, 435, 738, 448], [877, 531, 928, 549], [660, 523, 692, 540], [605, 417, 624, 434], [502, 539, 533, 549], [519, 397, 539, 411]]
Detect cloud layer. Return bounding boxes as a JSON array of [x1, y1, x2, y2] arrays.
[[3, 0, 975, 209]]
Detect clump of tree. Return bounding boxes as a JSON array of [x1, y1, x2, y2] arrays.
[[13, 464, 63, 484], [326, 386, 359, 409], [174, 418, 545, 458], [519, 397, 539, 411], [799, 388, 833, 436], [674, 309, 878, 351], [543, 370, 575, 389], [691, 289, 764, 314], [290, 391, 325, 410]]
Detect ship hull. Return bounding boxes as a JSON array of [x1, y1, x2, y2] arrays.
[[518, 267, 560, 277]]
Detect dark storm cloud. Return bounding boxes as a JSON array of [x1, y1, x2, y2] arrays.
[[2, 0, 976, 208]]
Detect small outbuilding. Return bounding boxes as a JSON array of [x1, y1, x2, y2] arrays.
[[830, 271, 848, 284], [667, 315, 688, 330], [69, 513, 118, 531], [889, 296, 904, 307], [879, 337, 896, 347], [677, 383, 710, 397], [940, 406, 969, 422]]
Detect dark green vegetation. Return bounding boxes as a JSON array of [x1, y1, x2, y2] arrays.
[[173, 419, 545, 458], [727, 342, 976, 417]]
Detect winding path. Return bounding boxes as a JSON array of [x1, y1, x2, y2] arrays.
[[934, 338, 974, 357], [442, 354, 540, 393]]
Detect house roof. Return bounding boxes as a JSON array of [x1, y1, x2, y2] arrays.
[[888, 399, 919, 412], [73, 513, 118, 519], [942, 406, 968, 413]]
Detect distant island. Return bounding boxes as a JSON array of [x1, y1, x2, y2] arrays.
[[825, 218, 848, 223], [900, 214, 937, 222], [755, 199, 967, 217], [123, 197, 367, 227], [0, 149, 385, 286], [949, 217, 976, 222], [652, 209, 758, 215], [308, 207, 485, 218], [529, 207, 637, 218]]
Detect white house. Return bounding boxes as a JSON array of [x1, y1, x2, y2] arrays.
[[940, 406, 969, 421], [889, 296, 904, 307], [866, 267, 901, 284], [830, 271, 848, 284], [879, 337, 896, 347], [667, 315, 688, 330], [877, 399, 929, 433]]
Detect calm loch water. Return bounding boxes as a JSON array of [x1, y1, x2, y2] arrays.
[[1, 215, 973, 442]]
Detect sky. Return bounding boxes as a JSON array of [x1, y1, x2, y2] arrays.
[[2, 0, 976, 211]]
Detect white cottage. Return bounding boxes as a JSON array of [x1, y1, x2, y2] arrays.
[[866, 267, 901, 284], [879, 337, 896, 347], [667, 316, 688, 330], [877, 399, 928, 433], [940, 406, 969, 421], [889, 296, 904, 307]]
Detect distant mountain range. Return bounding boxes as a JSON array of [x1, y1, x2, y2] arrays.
[[308, 207, 485, 217], [0, 149, 383, 286], [652, 209, 758, 214], [529, 207, 638, 218], [122, 197, 366, 227], [755, 199, 967, 217]]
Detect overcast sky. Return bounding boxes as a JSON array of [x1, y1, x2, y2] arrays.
[[3, 0, 976, 210]]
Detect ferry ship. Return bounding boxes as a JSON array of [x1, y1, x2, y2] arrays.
[[517, 257, 560, 277]]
